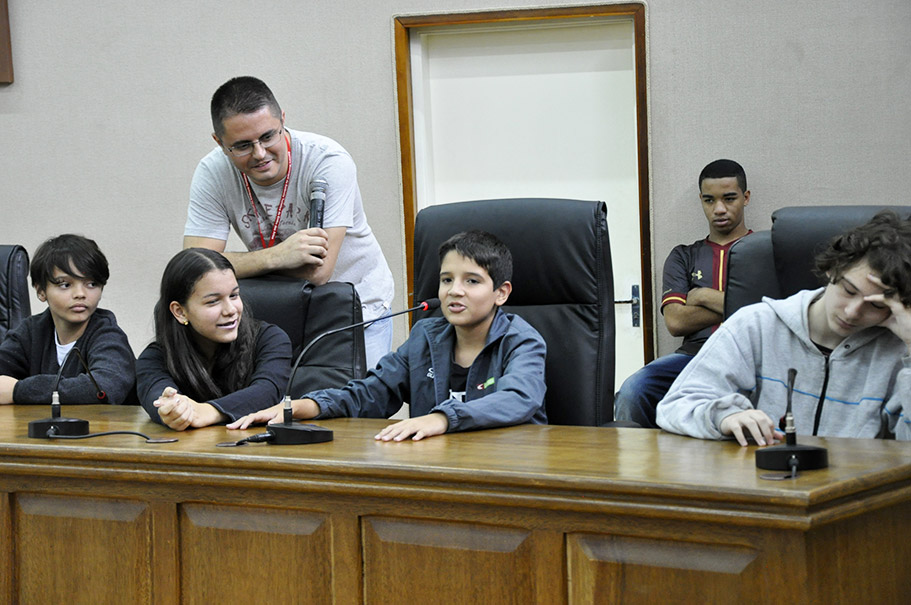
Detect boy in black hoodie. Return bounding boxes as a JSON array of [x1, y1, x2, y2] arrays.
[[0, 234, 135, 404]]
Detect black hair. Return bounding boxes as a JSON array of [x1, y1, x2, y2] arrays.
[[698, 159, 747, 193], [438, 230, 512, 288], [210, 76, 282, 138], [153, 248, 260, 401], [30, 234, 109, 290], [815, 210, 911, 306]]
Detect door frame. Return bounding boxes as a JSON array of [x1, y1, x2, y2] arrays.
[[393, 3, 654, 361]]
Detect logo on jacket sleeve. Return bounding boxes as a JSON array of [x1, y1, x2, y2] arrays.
[[426, 367, 434, 379]]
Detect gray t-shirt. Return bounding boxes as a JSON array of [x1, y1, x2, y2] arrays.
[[185, 129, 394, 315]]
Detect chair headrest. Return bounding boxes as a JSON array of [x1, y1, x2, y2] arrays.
[[414, 198, 608, 306], [771, 205, 911, 297]]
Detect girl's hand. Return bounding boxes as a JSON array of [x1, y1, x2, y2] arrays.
[[154, 387, 225, 430]]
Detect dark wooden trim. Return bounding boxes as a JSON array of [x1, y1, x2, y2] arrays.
[[394, 4, 653, 361], [0, 493, 11, 601], [631, 4, 654, 362], [395, 4, 646, 28], [0, 0, 12, 84], [393, 18, 416, 304]]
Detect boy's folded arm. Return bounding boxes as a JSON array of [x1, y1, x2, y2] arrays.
[[11, 374, 59, 404], [12, 371, 131, 405], [5, 317, 137, 406], [432, 333, 547, 433], [53, 323, 137, 405], [10, 342, 129, 404]]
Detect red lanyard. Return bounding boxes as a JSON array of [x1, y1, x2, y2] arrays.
[[241, 133, 292, 249]]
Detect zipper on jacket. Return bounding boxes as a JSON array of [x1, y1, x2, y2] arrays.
[[812, 355, 831, 436]]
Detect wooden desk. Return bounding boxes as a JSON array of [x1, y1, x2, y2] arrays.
[[1, 405, 909, 604]]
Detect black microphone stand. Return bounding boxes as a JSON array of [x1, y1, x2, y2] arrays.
[[266, 298, 440, 445], [28, 347, 103, 439], [756, 368, 828, 476]]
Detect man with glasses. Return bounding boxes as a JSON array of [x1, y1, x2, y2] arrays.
[[183, 76, 395, 368]]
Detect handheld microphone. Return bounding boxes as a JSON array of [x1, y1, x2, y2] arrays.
[[266, 298, 441, 445], [756, 368, 828, 476], [308, 178, 327, 229], [28, 347, 104, 438]]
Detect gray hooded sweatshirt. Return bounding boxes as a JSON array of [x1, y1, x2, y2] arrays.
[[657, 288, 911, 441]]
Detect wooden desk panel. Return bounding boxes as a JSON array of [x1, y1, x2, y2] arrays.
[[1, 405, 909, 604], [16, 493, 151, 604]]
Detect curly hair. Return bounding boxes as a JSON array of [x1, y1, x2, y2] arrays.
[[814, 210, 911, 306]]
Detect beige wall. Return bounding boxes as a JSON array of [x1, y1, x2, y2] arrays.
[[1, 0, 909, 359]]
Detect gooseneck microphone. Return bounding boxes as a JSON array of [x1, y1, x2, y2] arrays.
[[784, 368, 798, 447], [756, 368, 829, 476], [27, 347, 178, 444], [308, 178, 327, 229], [264, 298, 441, 445], [28, 347, 101, 438]]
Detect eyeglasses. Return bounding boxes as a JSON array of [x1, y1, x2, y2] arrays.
[[225, 126, 285, 157]]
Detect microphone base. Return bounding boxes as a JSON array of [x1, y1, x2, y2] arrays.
[[756, 444, 828, 471], [28, 417, 90, 439], [267, 422, 333, 445]]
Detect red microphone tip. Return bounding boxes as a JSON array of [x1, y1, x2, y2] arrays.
[[420, 302, 429, 311], [97, 391, 107, 400]]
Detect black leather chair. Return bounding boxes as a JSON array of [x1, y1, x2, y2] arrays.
[[238, 276, 366, 395], [0, 245, 31, 341], [412, 198, 615, 426], [725, 205, 911, 319]]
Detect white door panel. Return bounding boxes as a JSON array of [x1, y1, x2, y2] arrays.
[[410, 19, 644, 391]]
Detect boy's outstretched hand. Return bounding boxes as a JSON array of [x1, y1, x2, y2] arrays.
[[375, 412, 449, 442], [719, 409, 783, 447]]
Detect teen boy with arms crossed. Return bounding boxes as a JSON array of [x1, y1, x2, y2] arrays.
[[230, 230, 547, 441], [184, 76, 395, 369], [657, 211, 911, 444], [614, 159, 752, 427], [0, 234, 135, 404]]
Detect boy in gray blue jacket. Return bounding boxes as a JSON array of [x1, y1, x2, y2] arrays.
[[230, 230, 547, 440]]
